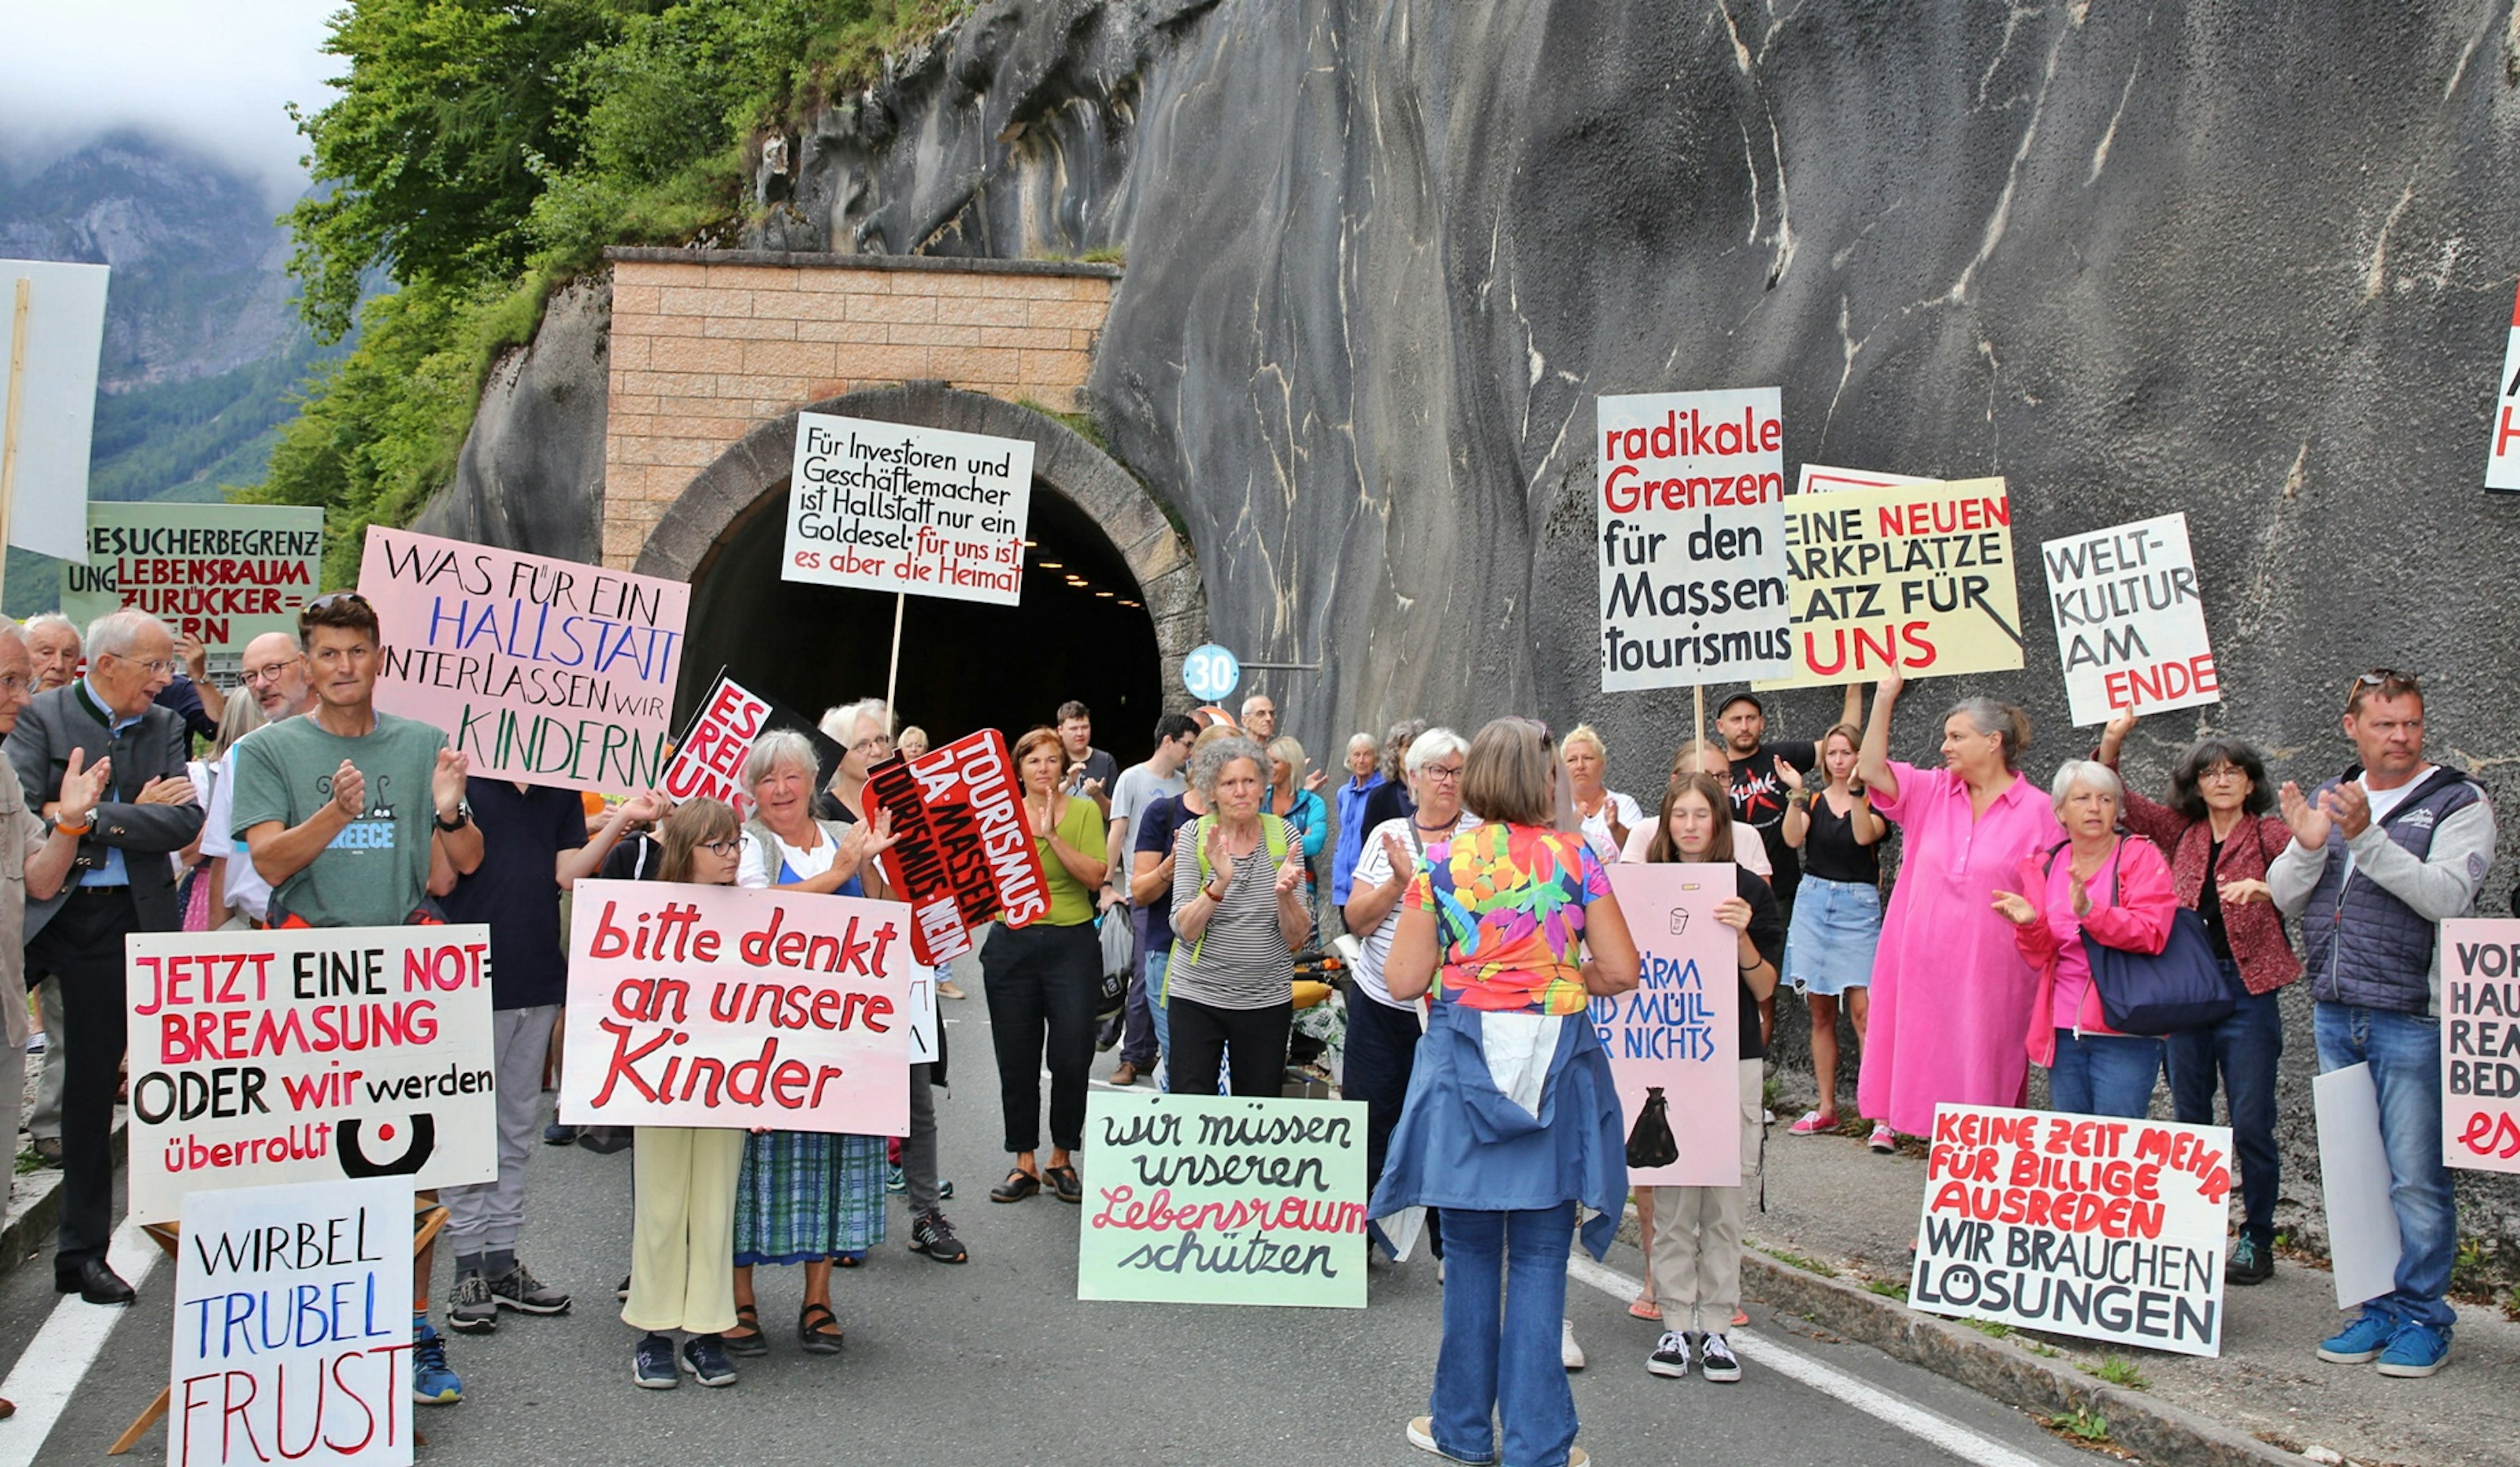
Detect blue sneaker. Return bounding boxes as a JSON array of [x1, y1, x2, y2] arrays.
[[633, 1332, 678, 1390], [412, 1321, 463, 1404], [885, 1162, 906, 1194], [2317, 1313, 2397, 1364], [2375, 1321, 2450, 1377]]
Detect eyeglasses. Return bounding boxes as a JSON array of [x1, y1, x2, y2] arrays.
[[110, 656, 176, 677], [1421, 763, 1465, 783], [2196, 765, 2250, 782], [0, 675, 25, 696], [241, 661, 301, 685], [850, 735, 894, 755], [698, 838, 742, 856]]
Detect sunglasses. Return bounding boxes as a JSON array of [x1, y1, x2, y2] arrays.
[[305, 591, 371, 613]]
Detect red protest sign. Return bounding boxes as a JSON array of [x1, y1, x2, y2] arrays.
[[663, 674, 772, 817], [868, 729, 1051, 965]]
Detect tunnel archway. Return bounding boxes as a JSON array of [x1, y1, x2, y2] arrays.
[[632, 384, 1206, 767]]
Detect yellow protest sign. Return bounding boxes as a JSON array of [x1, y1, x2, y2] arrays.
[[1758, 477, 2025, 690]]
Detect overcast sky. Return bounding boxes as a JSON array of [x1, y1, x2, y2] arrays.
[[0, 0, 340, 199]]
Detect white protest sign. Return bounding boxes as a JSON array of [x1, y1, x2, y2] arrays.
[[1597, 388, 1794, 689], [126, 926, 498, 1225], [2040, 512, 2219, 727], [1796, 464, 1936, 495], [2488, 282, 2520, 492], [171, 1178, 415, 1466], [2315, 1063, 2404, 1309], [0, 259, 109, 559], [784, 413, 1034, 604]]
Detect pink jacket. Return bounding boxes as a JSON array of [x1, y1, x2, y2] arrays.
[[2010, 837, 2179, 1066], [2115, 788, 2301, 995]]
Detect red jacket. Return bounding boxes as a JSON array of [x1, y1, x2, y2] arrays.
[[2115, 788, 2301, 995], [2011, 837, 2179, 1066]]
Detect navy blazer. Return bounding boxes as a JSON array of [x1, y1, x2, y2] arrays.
[[5, 684, 202, 939]]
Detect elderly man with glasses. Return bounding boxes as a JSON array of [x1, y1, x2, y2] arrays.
[[4, 609, 205, 1306]]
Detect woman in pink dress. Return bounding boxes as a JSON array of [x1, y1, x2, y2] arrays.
[[1852, 671, 2063, 1149]]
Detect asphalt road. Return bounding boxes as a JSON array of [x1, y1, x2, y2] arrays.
[[0, 996, 2101, 1467]]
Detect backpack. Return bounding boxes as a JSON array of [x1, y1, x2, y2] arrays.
[[1179, 812, 1292, 964]]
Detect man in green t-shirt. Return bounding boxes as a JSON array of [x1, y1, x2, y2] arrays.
[[230, 591, 484, 1407]]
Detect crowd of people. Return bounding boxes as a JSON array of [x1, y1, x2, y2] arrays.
[[0, 597, 2500, 1460]]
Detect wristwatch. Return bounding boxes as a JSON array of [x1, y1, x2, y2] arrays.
[[435, 800, 472, 833]]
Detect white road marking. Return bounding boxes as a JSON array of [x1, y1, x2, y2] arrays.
[[1563, 1254, 2059, 1467], [0, 1219, 164, 1467]]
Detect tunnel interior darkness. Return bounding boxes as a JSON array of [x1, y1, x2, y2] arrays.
[[678, 480, 1164, 768]]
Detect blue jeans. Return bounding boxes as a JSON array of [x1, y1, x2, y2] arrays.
[[1146, 950, 1172, 1088], [2315, 1002, 2457, 1331], [2048, 1029, 2164, 1118], [1431, 1203, 1578, 1467], [1119, 927, 1160, 1067], [2166, 973, 2282, 1246]]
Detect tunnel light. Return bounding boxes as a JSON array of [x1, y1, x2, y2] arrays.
[[1038, 560, 1064, 569], [1095, 591, 1114, 598], [1023, 540, 1038, 547]]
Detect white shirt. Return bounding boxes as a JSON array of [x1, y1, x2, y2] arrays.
[[1574, 789, 1644, 866], [1349, 812, 1482, 1010], [201, 742, 274, 923], [738, 828, 839, 889], [1619, 813, 1773, 876], [2343, 767, 2433, 885]]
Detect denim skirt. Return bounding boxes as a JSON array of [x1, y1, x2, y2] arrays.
[[1782, 876, 1881, 996]]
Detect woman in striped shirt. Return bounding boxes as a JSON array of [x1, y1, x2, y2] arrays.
[[1166, 734, 1312, 1097]]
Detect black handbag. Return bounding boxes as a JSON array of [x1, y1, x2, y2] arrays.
[[2057, 844, 2244, 1036], [1626, 1087, 1679, 1169]]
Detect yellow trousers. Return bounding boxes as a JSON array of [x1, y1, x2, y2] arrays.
[[623, 1126, 744, 1335]]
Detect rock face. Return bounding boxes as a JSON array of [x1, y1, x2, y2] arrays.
[[417, 276, 610, 563], [444, 0, 2520, 1254]]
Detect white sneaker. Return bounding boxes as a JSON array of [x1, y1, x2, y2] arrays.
[[1699, 1331, 1743, 1383], [1647, 1330, 1692, 1378], [1561, 1317, 1586, 1371]]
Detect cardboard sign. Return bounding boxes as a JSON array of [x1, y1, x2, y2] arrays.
[[1759, 477, 2025, 689], [2441, 919, 2520, 1173], [125, 926, 498, 1225], [2040, 513, 2218, 726], [356, 526, 688, 792], [556, 880, 912, 1134], [1078, 1091, 1368, 1308], [2489, 282, 2520, 492], [1796, 464, 1936, 496], [0, 259, 108, 559], [659, 670, 847, 822], [1597, 863, 1740, 1187], [2314, 1063, 2404, 1308], [866, 729, 1052, 965], [783, 413, 1034, 604], [63, 502, 325, 652], [1909, 1104, 2231, 1357], [171, 1177, 414, 1466], [1597, 388, 1794, 689]]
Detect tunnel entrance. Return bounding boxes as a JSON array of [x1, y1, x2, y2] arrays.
[[635, 385, 1206, 769]]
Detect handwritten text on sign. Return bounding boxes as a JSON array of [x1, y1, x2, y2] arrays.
[[2040, 513, 2218, 726], [1597, 389, 1794, 689], [1078, 1092, 1368, 1308], [1599, 864, 1739, 1187], [868, 731, 1051, 965], [357, 526, 688, 792], [63, 502, 324, 653], [558, 881, 912, 1134], [2442, 919, 2520, 1173], [1759, 477, 2025, 690], [171, 1178, 414, 1466], [1910, 1104, 2231, 1357], [125, 926, 497, 1226], [784, 413, 1035, 605]]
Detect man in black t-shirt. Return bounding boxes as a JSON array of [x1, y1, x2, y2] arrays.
[[1717, 686, 1863, 920]]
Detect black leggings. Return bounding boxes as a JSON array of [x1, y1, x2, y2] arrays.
[[1167, 995, 1293, 1099], [981, 920, 1101, 1153]]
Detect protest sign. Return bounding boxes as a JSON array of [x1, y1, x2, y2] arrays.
[[62, 502, 324, 652], [1759, 477, 2025, 690], [125, 926, 497, 1225], [2441, 919, 2520, 1173], [866, 729, 1052, 966], [2488, 282, 2520, 492], [2314, 1063, 2403, 1308], [2040, 512, 2218, 726], [1078, 1091, 1368, 1308], [356, 526, 688, 792], [1597, 388, 1794, 689], [0, 258, 108, 560], [557, 880, 912, 1134], [659, 669, 846, 822], [171, 1177, 414, 1466], [1909, 1103, 2231, 1356], [783, 413, 1034, 605], [1796, 464, 1936, 496], [1597, 863, 1740, 1187]]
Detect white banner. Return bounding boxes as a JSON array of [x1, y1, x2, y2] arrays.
[[0, 259, 108, 559], [783, 413, 1034, 604], [2040, 511, 2219, 726], [2488, 282, 2520, 492]]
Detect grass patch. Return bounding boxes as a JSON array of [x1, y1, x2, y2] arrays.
[[2081, 1355, 2148, 1390], [1751, 1244, 1837, 1279], [1959, 1317, 2013, 1339], [2024, 1340, 2061, 1358], [2044, 1408, 2111, 1444], [1864, 1279, 1908, 1300]]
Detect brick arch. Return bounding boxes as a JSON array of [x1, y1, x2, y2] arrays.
[[630, 381, 1207, 695]]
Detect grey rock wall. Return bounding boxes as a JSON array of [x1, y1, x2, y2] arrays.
[[417, 276, 610, 562]]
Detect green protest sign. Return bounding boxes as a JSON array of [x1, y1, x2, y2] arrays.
[[61, 501, 324, 652], [1078, 1091, 1368, 1309]]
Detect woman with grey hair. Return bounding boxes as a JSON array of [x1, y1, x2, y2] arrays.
[[1851, 670, 2063, 1150], [815, 698, 893, 826], [1167, 734, 1312, 1097], [1990, 760, 2179, 1118], [1330, 731, 1386, 906], [1358, 718, 1426, 843]]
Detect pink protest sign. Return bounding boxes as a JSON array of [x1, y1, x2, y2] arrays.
[[356, 526, 688, 792], [2443, 919, 2520, 1172], [557, 880, 912, 1135], [1597, 862, 1740, 1187]]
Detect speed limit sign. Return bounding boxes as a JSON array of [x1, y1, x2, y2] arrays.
[[1182, 643, 1241, 702]]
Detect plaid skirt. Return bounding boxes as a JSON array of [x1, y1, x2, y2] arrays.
[[731, 1131, 891, 1265]]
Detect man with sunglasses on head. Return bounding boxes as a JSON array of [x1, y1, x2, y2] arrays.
[[5, 610, 204, 1308], [2271, 669, 2496, 1380], [230, 591, 486, 1407]]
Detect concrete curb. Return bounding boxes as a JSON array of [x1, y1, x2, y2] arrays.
[[2, 1116, 125, 1274], [1742, 1252, 2300, 1467]]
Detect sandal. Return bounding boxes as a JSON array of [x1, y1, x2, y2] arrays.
[[833, 1249, 865, 1268], [723, 1304, 767, 1357], [798, 1302, 844, 1355], [990, 1168, 1042, 1202], [1043, 1164, 1083, 1204], [1628, 1295, 1662, 1321]]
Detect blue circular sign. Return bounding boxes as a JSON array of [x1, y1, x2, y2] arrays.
[[1182, 643, 1241, 702]]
